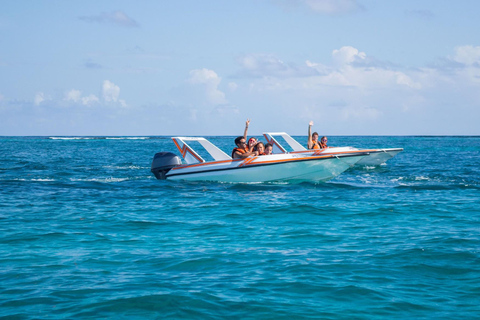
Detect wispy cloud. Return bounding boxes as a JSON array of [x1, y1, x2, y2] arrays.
[[84, 59, 103, 69], [405, 9, 434, 19], [237, 53, 320, 78], [79, 11, 139, 28], [276, 0, 364, 15]]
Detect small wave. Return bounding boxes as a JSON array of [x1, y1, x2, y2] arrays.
[[11, 178, 56, 182], [49, 136, 150, 140], [391, 176, 431, 183], [415, 176, 430, 181], [105, 137, 150, 140], [49, 137, 95, 140], [102, 165, 147, 170], [69, 177, 131, 183]]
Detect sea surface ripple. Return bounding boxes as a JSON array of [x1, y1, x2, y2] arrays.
[[1, 136, 479, 319]]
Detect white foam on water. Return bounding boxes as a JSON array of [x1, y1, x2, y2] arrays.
[[105, 137, 150, 140], [49, 137, 95, 140], [102, 165, 147, 170], [415, 176, 430, 181], [12, 178, 56, 182], [70, 177, 131, 183]]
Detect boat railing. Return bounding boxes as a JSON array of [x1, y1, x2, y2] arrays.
[[172, 137, 232, 164], [263, 132, 307, 153]]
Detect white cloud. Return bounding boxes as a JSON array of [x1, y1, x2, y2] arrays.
[[64, 89, 99, 106], [34, 92, 45, 106], [188, 68, 227, 105], [79, 11, 139, 27], [452, 45, 480, 65], [102, 80, 120, 102], [229, 46, 441, 133], [239, 47, 420, 90], [311, 47, 421, 89], [82, 94, 100, 106], [102, 80, 127, 107], [55, 81, 127, 108], [332, 46, 366, 66], [64, 89, 82, 103]]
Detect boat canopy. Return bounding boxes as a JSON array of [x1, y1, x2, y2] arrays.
[[172, 137, 232, 164], [263, 132, 307, 153]]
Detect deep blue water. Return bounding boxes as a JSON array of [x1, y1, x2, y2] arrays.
[[1, 136, 479, 319]]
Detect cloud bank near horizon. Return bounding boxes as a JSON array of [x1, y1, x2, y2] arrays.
[[2, 45, 480, 135]]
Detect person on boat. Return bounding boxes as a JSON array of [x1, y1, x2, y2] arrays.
[[248, 137, 257, 150], [319, 136, 328, 148], [243, 119, 260, 151], [307, 121, 328, 149], [255, 142, 266, 155], [232, 136, 258, 159], [231, 119, 258, 159], [264, 143, 273, 155]]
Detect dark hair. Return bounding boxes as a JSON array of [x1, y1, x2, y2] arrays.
[[234, 136, 244, 146], [254, 142, 264, 151], [312, 132, 319, 137], [265, 143, 273, 148]]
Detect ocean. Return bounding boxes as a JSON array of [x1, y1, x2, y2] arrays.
[[1, 136, 479, 319]]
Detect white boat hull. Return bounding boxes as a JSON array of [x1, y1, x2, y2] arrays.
[[166, 153, 367, 183]]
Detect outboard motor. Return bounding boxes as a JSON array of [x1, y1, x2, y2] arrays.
[[151, 152, 182, 179]]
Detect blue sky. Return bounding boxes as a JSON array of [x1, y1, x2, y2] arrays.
[[1, 0, 479, 136]]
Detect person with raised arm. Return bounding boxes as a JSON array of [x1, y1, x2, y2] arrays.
[[243, 119, 259, 151], [232, 119, 258, 159], [307, 121, 328, 150]]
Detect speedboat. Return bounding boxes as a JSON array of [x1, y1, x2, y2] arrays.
[[151, 137, 370, 183], [263, 132, 403, 167]]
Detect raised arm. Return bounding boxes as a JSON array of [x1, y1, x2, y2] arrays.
[[243, 119, 250, 140], [307, 121, 313, 149]]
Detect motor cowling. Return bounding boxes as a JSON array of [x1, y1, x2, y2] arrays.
[[151, 152, 182, 179]]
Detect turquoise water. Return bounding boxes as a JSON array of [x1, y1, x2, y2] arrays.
[[1, 136, 479, 319]]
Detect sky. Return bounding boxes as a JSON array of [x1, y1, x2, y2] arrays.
[[1, 0, 480, 136]]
